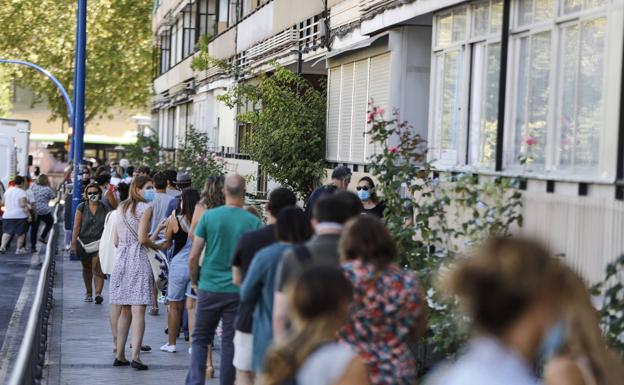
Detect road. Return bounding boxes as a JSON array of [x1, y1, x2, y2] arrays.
[[0, 247, 42, 382]]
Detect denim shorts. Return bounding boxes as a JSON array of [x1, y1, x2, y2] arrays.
[[167, 259, 190, 302]]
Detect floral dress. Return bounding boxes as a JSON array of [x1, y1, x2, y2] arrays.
[[339, 260, 423, 385], [109, 202, 154, 305]]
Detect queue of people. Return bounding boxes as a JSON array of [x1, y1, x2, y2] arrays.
[[59, 160, 622, 385]]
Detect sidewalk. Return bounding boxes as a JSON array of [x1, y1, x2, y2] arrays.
[[45, 248, 220, 384]]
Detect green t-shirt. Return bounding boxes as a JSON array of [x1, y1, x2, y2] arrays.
[[195, 205, 263, 293]]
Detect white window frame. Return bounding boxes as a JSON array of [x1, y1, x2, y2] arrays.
[[429, 1, 503, 169], [504, 0, 613, 178]]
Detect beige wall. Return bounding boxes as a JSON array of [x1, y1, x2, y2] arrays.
[[7, 86, 143, 137]]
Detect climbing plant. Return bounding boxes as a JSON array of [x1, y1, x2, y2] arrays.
[[592, 255, 624, 357]]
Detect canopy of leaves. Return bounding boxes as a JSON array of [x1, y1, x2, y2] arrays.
[[0, 0, 152, 124], [0, 67, 12, 116], [218, 65, 327, 198]]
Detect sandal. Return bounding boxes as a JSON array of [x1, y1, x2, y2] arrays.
[[85, 295, 93, 303]]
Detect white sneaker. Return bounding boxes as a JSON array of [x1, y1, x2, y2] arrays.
[[160, 343, 176, 353]]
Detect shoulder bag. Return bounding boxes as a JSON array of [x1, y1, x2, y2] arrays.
[[121, 209, 169, 290]]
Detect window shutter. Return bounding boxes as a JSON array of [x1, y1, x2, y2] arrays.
[[366, 53, 390, 159], [351, 58, 369, 163], [326, 66, 341, 161], [339, 63, 354, 160]]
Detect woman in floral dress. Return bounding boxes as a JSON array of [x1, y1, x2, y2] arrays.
[[339, 215, 427, 385], [109, 175, 165, 370]]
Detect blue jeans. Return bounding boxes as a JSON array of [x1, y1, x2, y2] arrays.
[[186, 290, 239, 385]]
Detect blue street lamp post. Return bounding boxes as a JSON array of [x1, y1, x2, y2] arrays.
[[70, 0, 87, 243]]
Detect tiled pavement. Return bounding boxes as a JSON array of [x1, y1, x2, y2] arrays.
[[45, 249, 220, 385]]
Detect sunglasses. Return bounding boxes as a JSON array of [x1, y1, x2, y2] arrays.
[[87, 192, 99, 196], [356, 186, 370, 191]]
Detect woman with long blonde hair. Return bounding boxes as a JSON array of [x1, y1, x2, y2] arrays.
[[544, 268, 624, 385], [261, 266, 369, 385], [109, 176, 167, 370]]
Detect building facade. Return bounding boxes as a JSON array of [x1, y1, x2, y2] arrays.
[[152, 0, 624, 282]]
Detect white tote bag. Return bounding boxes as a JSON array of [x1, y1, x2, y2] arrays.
[[99, 210, 118, 275]]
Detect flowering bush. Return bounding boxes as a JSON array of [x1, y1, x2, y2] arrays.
[[367, 102, 524, 366], [176, 125, 224, 189], [125, 131, 161, 170]]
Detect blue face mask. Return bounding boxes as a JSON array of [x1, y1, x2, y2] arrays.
[[143, 189, 155, 203], [358, 189, 371, 201], [539, 320, 566, 360]]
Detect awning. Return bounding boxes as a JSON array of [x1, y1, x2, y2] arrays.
[[323, 31, 390, 61]]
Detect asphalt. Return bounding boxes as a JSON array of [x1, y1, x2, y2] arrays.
[[0, 241, 43, 383]]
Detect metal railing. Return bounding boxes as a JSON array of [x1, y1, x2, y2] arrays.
[[7, 203, 60, 385]]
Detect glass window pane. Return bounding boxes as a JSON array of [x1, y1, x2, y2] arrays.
[[479, 43, 501, 168], [534, 0, 553, 23], [563, 0, 583, 14], [491, 0, 503, 33], [440, 50, 463, 154], [526, 32, 551, 167], [518, 0, 534, 26], [437, 14, 452, 47], [513, 32, 551, 169], [558, 24, 579, 169], [575, 17, 606, 169], [452, 9, 467, 42], [472, 2, 490, 38], [585, 0, 607, 9]]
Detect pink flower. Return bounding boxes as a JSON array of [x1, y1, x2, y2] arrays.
[[367, 106, 386, 123], [375, 107, 385, 116], [524, 136, 538, 146], [142, 146, 151, 154], [388, 146, 398, 154], [367, 112, 375, 123]]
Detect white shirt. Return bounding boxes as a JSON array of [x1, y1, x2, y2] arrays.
[[297, 343, 356, 385], [426, 337, 541, 385], [3, 186, 28, 219]]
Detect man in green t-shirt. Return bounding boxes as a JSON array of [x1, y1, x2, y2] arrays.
[[187, 174, 262, 385]]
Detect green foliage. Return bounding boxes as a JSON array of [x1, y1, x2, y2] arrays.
[[0, 67, 12, 117], [217, 65, 327, 198], [176, 125, 225, 190], [367, 103, 524, 359], [0, 0, 152, 124], [125, 131, 161, 171], [591, 255, 624, 356]]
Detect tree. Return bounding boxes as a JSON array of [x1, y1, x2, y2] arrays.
[[0, 67, 12, 117], [217, 65, 327, 198], [0, 0, 152, 124]]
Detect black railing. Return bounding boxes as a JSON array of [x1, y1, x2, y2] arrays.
[[7, 203, 60, 385]]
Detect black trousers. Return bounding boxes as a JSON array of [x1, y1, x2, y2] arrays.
[[31, 213, 54, 247]]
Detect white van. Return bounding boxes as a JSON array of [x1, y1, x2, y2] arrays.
[[0, 135, 17, 186]]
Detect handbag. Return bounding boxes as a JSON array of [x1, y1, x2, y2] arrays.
[[78, 238, 100, 253], [121, 209, 169, 291], [99, 211, 118, 275]]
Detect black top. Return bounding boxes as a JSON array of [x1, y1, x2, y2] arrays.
[[232, 224, 277, 333], [172, 216, 189, 257], [362, 201, 386, 218]]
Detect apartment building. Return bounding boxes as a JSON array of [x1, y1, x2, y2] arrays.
[[151, 0, 624, 281]]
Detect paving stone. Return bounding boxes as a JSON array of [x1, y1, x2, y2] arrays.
[[46, 250, 220, 384]]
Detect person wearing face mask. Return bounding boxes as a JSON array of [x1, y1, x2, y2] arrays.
[[426, 237, 572, 385], [71, 183, 110, 304], [356, 177, 386, 218], [110, 176, 167, 370]]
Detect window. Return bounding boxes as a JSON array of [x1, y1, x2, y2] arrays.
[[431, 1, 502, 168], [506, 0, 609, 174], [326, 52, 390, 164], [196, 0, 217, 41], [430, 0, 612, 176], [159, 30, 171, 74], [182, 5, 196, 58]]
